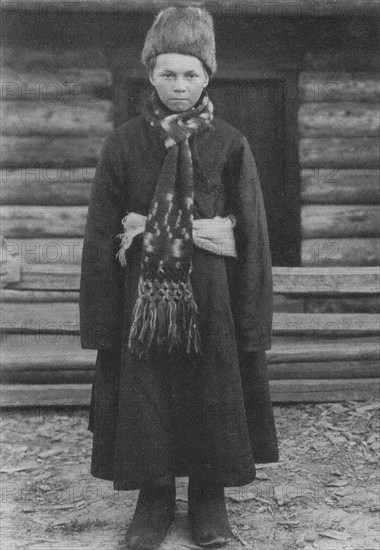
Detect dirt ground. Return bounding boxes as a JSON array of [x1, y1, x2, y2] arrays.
[[1, 399, 379, 550]]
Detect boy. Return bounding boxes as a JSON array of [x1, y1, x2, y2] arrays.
[[80, 7, 278, 549]]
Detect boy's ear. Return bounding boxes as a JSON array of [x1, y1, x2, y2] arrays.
[[203, 68, 210, 87], [149, 73, 155, 86]]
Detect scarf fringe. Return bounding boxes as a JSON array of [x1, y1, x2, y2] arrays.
[[115, 233, 129, 267], [128, 276, 201, 358]]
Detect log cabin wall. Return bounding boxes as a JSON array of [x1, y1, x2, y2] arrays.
[[1, 5, 379, 404], [2, 10, 379, 270]]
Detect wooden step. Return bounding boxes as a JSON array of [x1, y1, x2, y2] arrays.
[[1, 301, 379, 336], [1, 378, 379, 407], [1, 336, 379, 384]]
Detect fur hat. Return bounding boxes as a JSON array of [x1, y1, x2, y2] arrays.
[[141, 6, 217, 76]]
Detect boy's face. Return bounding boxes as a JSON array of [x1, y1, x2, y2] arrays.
[[149, 53, 209, 113]]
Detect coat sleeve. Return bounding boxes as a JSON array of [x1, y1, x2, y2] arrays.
[[224, 136, 273, 351], [79, 131, 127, 349]]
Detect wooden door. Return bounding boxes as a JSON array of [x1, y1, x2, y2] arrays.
[[114, 75, 300, 266]]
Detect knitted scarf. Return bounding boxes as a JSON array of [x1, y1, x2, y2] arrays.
[[128, 89, 214, 358]]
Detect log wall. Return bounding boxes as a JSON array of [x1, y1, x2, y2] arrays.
[[298, 72, 380, 267], [1, 13, 379, 404]]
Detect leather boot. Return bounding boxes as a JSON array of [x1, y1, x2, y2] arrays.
[[188, 478, 232, 548], [125, 480, 176, 550]]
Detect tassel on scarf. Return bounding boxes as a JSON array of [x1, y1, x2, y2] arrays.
[[128, 276, 201, 358]]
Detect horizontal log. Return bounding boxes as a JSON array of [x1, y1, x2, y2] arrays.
[[1, 370, 94, 384], [1, 301, 379, 336], [269, 378, 380, 403], [269, 336, 380, 362], [3, 207, 379, 243], [1, 239, 84, 264], [301, 169, 380, 204], [0, 333, 85, 355], [2, 360, 378, 384], [1, 290, 79, 302], [2, 67, 112, 101], [2, 290, 377, 309], [272, 313, 380, 336], [299, 72, 380, 103], [1, 135, 104, 166], [3, 263, 380, 294], [273, 266, 380, 294], [0, 384, 92, 407], [3, 0, 380, 16], [2, 100, 113, 136], [2, 263, 81, 290], [299, 138, 380, 168], [301, 238, 380, 266], [298, 102, 380, 137], [269, 360, 380, 379], [0, 206, 88, 238], [301, 205, 380, 238], [303, 51, 380, 73], [304, 296, 380, 314], [0, 168, 94, 205], [11, 236, 380, 274], [1, 334, 378, 365], [2, 378, 379, 407], [0, 302, 80, 333], [1, 46, 109, 71]]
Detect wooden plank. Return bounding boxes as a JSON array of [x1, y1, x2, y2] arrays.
[[1, 333, 378, 364], [0, 206, 88, 238], [301, 238, 380, 266], [268, 360, 380, 379], [2, 67, 112, 101], [3, 0, 380, 16], [3, 264, 380, 292], [2, 378, 379, 407], [273, 313, 380, 336], [1, 370, 95, 384], [298, 102, 380, 137], [303, 51, 380, 73], [301, 169, 380, 204], [0, 384, 92, 407], [2, 357, 378, 384], [3, 362, 379, 384], [0, 333, 83, 353], [0, 169, 94, 206], [0, 303, 80, 333], [299, 138, 380, 168], [1, 135, 104, 166], [1, 302, 379, 335], [1, 46, 110, 71], [299, 72, 380, 102], [1, 239, 84, 264], [273, 266, 380, 294], [301, 205, 380, 238], [269, 378, 380, 403], [3, 264, 380, 293], [1, 290, 79, 302], [269, 336, 380, 362], [2, 100, 113, 136], [304, 295, 380, 314], [3, 264, 81, 290]]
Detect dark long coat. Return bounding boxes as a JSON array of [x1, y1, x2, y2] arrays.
[[79, 114, 279, 490]]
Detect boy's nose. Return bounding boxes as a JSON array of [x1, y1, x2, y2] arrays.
[[173, 78, 186, 92]]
